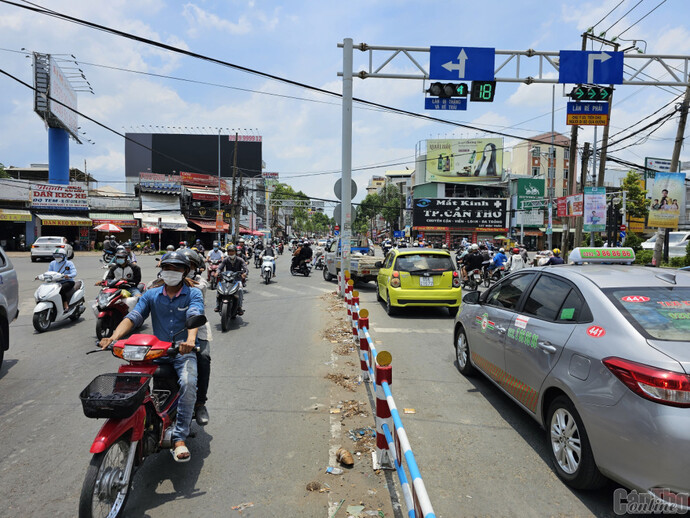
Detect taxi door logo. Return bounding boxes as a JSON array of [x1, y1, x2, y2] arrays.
[[586, 325, 606, 338], [621, 295, 650, 303], [475, 312, 495, 333]]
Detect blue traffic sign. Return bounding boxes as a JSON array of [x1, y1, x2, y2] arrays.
[[430, 46, 495, 81], [425, 97, 468, 111], [393, 230, 404, 238], [334, 230, 340, 236], [566, 101, 609, 115], [559, 50, 624, 85]]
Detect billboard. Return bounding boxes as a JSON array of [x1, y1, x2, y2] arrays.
[[556, 194, 583, 217], [413, 198, 508, 229], [31, 183, 88, 211], [125, 133, 262, 180], [516, 178, 544, 227], [425, 138, 503, 183], [32, 53, 79, 139], [648, 172, 685, 228], [138, 173, 181, 193], [584, 187, 606, 232]]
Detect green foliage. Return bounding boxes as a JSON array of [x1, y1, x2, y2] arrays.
[[634, 250, 653, 264], [581, 233, 604, 247], [685, 239, 690, 264], [0, 163, 9, 179], [623, 231, 643, 253], [669, 257, 687, 268], [378, 184, 402, 230], [621, 170, 649, 220]]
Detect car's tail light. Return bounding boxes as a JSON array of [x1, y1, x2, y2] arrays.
[[390, 271, 401, 288], [31, 244, 37, 248], [452, 270, 461, 287], [603, 357, 690, 407], [57, 244, 65, 248]]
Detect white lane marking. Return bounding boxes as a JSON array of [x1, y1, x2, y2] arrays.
[[302, 285, 332, 293], [371, 327, 449, 334], [270, 285, 299, 293], [254, 291, 279, 298]]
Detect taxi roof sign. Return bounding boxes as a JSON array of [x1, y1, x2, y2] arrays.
[[568, 247, 635, 265]]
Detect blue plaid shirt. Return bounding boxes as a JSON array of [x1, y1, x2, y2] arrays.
[[126, 283, 204, 343]]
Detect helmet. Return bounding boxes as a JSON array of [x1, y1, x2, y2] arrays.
[[499, 248, 505, 253], [115, 248, 128, 259], [442, 244, 448, 249], [179, 248, 203, 270], [196, 239, 201, 244], [159, 251, 190, 269], [52, 248, 67, 258], [166, 245, 175, 251], [471, 244, 479, 250], [124, 241, 132, 249], [226, 244, 237, 253], [115, 245, 126, 253], [179, 241, 187, 248], [239, 238, 245, 244], [513, 247, 520, 254], [553, 248, 561, 255]]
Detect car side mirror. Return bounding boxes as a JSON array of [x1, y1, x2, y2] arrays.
[[185, 315, 207, 329], [462, 291, 480, 304], [375, 261, 383, 268]]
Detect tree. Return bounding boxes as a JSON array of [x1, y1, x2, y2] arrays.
[[270, 183, 309, 234], [379, 184, 402, 231], [621, 170, 649, 220], [0, 163, 9, 179], [353, 193, 381, 235]]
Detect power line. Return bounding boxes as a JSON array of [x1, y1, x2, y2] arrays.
[[589, 0, 627, 31], [616, 0, 667, 39], [602, 0, 645, 36]]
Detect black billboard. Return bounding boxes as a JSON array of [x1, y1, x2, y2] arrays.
[[125, 133, 262, 179], [413, 198, 508, 229]]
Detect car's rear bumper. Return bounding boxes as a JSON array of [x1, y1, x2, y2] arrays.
[[31, 249, 56, 257], [389, 287, 461, 307]]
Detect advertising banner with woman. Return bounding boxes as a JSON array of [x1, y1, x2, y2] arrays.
[[425, 138, 503, 182], [647, 172, 684, 228]]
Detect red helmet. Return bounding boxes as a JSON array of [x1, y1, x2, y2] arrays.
[[512, 247, 520, 254]]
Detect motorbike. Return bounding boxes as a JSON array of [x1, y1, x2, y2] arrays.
[[216, 270, 243, 332], [207, 259, 222, 290], [313, 253, 325, 270], [102, 249, 116, 264], [78, 315, 206, 518], [93, 279, 145, 339], [254, 252, 262, 269], [463, 268, 483, 291], [483, 264, 506, 287], [278, 243, 284, 255], [290, 258, 312, 277], [261, 255, 275, 284], [33, 271, 86, 332]]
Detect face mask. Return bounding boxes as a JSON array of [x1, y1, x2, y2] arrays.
[[160, 270, 184, 286], [53, 255, 64, 262], [116, 258, 126, 266], [214, 247, 218, 251], [228, 254, 236, 260]]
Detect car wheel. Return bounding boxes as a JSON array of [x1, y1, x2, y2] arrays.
[[376, 281, 383, 302], [454, 327, 476, 375], [68, 252, 74, 260], [323, 268, 334, 282], [385, 291, 397, 316], [545, 396, 606, 490]]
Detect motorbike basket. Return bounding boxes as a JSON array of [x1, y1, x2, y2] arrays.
[[80, 373, 152, 419]]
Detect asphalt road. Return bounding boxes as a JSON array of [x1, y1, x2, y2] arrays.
[[1, 249, 625, 517]]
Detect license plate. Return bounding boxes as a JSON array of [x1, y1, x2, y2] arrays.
[[420, 277, 434, 287]]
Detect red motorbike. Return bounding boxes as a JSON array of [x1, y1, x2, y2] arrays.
[[207, 259, 222, 290], [78, 315, 206, 518], [93, 279, 146, 339]]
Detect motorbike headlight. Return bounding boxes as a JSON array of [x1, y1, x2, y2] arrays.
[[97, 292, 111, 308], [121, 345, 150, 361]]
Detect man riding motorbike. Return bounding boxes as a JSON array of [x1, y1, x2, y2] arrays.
[[215, 245, 247, 315], [461, 244, 484, 283], [291, 240, 313, 271], [488, 247, 507, 273], [260, 241, 277, 278], [99, 251, 204, 462], [123, 241, 138, 265], [48, 247, 77, 311], [104, 247, 143, 296], [545, 248, 565, 265]]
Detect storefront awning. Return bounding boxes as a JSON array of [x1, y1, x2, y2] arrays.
[[0, 209, 32, 222], [189, 219, 229, 233], [37, 214, 92, 226], [186, 187, 231, 204], [134, 212, 190, 231], [239, 226, 263, 236], [89, 212, 137, 227]]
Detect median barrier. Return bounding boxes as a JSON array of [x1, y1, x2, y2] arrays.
[[342, 297, 436, 518]]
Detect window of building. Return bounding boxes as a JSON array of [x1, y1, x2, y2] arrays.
[[564, 147, 570, 160], [531, 146, 541, 157], [532, 167, 541, 177]]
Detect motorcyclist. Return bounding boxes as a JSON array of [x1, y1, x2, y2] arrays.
[[207, 241, 224, 262], [507, 247, 527, 272], [47, 248, 77, 311], [103, 235, 116, 254], [545, 248, 565, 266], [236, 238, 248, 261], [292, 240, 313, 270], [194, 239, 205, 255], [215, 245, 247, 315], [99, 251, 204, 463], [260, 241, 277, 277], [166, 244, 175, 252], [461, 244, 484, 282], [178, 241, 188, 249], [123, 241, 137, 265], [104, 248, 143, 296], [488, 247, 507, 272]]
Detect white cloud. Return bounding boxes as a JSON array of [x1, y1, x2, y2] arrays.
[[182, 3, 251, 37]]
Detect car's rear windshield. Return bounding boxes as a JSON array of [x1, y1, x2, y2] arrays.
[[36, 237, 63, 243], [606, 287, 690, 341], [394, 254, 454, 273]]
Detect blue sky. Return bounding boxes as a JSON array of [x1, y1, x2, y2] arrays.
[[0, 0, 689, 208]]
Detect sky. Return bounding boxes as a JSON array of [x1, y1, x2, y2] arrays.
[[1, 0, 689, 212]]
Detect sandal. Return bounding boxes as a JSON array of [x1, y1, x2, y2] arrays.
[[171, 444, 191, 463]]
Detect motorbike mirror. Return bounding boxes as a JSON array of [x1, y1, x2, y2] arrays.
[[185, 315, 207, 329]]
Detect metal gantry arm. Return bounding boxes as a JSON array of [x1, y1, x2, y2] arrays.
[[338, 43, 690, 86]]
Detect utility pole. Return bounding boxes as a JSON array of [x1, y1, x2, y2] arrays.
[[547, 85, 555, 251], [231, 132, 239, 243], [597, 40, 620, 187], [575, 142, 590, 248]]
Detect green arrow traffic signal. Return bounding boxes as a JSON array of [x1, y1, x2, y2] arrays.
[[587, 88, 596, 99], [574, 87, 585, 100]]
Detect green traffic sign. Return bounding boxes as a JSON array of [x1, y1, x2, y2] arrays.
[[569, 86, 613, 102]]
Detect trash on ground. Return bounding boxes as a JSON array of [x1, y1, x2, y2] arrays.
[[403, 408, 416, 414], [231, 502, 254, 512], [326, 466, 344, 475], [341, 400, 368, 418], [325, 373, 357, 392], [329, 407, 342, 414], [348, 427, 376, 442], [330, 499, 346, 518], [336, 447, 354, 466], [346, 504, 365, 516], [368, 489, 377, 495]]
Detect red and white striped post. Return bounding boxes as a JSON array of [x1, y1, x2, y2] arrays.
[[345, 279, 354, 317], [375, 351, 394, 470], [351, 290, 359, 343], [357, 309, 370, 382]]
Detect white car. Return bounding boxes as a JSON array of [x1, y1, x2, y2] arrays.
[[31, 236, 74, 262], [641, 231, 690, 258]]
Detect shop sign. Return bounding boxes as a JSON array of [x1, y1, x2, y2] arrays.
[[91, 219, 137, 227], [138, 173, 181, 193], [180, 172, 230, 192], [516, 178, 544, 227], [413, 198, 508, 229], [31, 184, 88, 210]]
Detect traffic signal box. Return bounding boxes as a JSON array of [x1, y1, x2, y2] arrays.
[[426, 81, 496, 102], [569, 86, 613, 101]]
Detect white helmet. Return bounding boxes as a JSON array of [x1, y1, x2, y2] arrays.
[[471, 244, 479, 250], [499, 248, 505, 253]]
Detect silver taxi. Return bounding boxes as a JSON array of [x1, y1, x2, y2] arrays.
[[454, 248, 689, 509]]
